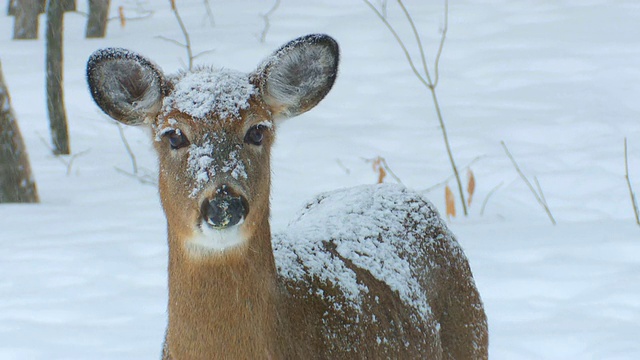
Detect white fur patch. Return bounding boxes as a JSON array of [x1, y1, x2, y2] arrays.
[[186, 223, 247, 257]]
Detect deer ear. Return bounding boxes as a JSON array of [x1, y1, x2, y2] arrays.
[[86, 48, 167, 125], [254, 34, 339, 120]]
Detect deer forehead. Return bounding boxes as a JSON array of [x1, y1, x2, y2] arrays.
[[162, 67, 258, 124]]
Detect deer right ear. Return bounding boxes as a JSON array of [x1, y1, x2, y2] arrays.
[[254, 34, 339, 120], [86, 48, 167, 125]]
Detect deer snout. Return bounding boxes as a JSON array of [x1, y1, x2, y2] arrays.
[[201, 185, 248, 229]]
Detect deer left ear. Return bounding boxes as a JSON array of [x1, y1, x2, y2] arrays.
[[87, 48, 167, 126], [254, 34, 339, 120]]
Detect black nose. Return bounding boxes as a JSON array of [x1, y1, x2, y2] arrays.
[[201, 187, 248, 229]]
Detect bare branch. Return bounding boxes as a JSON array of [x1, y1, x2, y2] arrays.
[[624, 137, 640, 226], [260, 0, 281, 43], [116, 123, 137, 175], [501, 141, 556, 225], [192, 49, 216, 60], [396, 0, 433, 86], [480, 181, 503, 216], [361, 0, 429, 88], [203, 0, 215, 27], [156, 35, 187, 49], [423, 156, 483, 193], [433, 0, 448, 88], [363, 0, 467, 215], [363, 156, 405, 186], [336, 159, 351, 175], [169, 0, 193, 70]]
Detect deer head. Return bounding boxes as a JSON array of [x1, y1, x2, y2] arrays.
[[87, 34, 339, 257]]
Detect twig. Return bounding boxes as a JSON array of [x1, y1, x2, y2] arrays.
[[260, 0, 281, 43], [501, 141, 556, 225], [423, 156, 483, 193], [624, 137, 640, 226], [480, 181, 503, 216], [203, 0, 215, 27], [433, 0, 448, 88], [156, 35, 188, 49], [379, 157, 404, 186], [169, 0, 193, 70], [116, 123, 137, 175], [362, 156, 404, 186], [363, 0, 467, 216], [37, 132, 89, 175], [336, 159, 351, 175], [115, 167, 157, 186]]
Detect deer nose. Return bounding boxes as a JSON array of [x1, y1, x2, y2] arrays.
[[201, 186, 248, 229]]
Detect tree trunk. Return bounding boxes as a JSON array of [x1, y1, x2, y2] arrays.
[[0, 61, 39, 203], [46, 0, 70, 155], [62, 0, 75, 12], [86, 0, 110, 38], [12, 0, 42, 39]]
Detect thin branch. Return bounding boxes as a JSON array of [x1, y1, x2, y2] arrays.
[[433, 0, 448, 88], [336, 159, 351, 175], [169, 0, 193, 70], [480, 181, 503, 216], [424, 156, 483, 193], [363, 156, 405, 186], [364, 0, 466, 215], [192, 49, 216, 60], [624, 137, 640, 226], [156, 35, 187, 49], [396, 0, 433, 86], [115, 167, 157, 186], [501, 141, 556, 225], [361, 0, 429, 88], [116, 123, 137, 175], [202, 0, 215, 27], [260, 0, 281, 43]]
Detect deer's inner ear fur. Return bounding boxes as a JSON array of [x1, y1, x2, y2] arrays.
[[86, 48, 167, 125], [255, 34, 339, 120]]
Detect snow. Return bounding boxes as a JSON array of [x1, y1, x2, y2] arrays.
[[1, 0, 639, 359], [186, 134, 247, 198], [162, 67, 255, 121]]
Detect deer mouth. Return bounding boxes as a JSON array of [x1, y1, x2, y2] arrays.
[[200, 185, 249, 230]]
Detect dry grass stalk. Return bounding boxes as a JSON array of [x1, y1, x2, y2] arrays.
[[501, 141, 556, 225], [445, 185, 456, 220], [467, 169, 475, 206], [624, 138, 640, 226]]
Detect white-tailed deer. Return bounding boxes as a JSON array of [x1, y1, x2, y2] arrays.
[[87, 34, 488, 359]]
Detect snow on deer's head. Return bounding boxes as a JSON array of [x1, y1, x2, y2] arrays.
[[87, 34, 339, 256]]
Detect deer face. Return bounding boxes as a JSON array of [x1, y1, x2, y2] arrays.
[[87, 35, 339, 256]]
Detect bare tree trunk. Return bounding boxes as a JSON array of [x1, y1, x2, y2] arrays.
[[86, 0, 110, 38], [0, 60, 39, 203], [12, 0, 43, 39], [46, 0, 70, 155], [62, 0, 75, 12]]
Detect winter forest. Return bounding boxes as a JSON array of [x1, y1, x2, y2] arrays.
[[1, 0, 639, 359]]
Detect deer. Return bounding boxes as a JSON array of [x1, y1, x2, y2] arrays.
[[86, 34, 488, 359]]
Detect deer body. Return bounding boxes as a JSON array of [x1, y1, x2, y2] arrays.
[[87, 34, 488, 359]]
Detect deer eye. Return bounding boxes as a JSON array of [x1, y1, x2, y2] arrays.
[[244, 124, 268, 146], [165, 129, 190, 150]]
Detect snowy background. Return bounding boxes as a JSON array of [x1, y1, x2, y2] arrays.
[[1, 0, 639, 358]]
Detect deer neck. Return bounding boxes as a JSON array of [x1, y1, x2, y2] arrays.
[[165, 218, 285, 359]]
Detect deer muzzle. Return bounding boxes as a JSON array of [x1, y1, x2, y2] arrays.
[[201, 185, 248, 229]]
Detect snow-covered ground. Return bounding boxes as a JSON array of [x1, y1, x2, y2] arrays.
[[1, 0, 639, 358]]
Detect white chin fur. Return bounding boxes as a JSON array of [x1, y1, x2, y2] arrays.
[[186, 223, 247, 256]]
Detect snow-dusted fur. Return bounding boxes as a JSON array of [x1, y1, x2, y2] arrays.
[[87, 34, 487, 359], [274, 184, 488, 359]]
